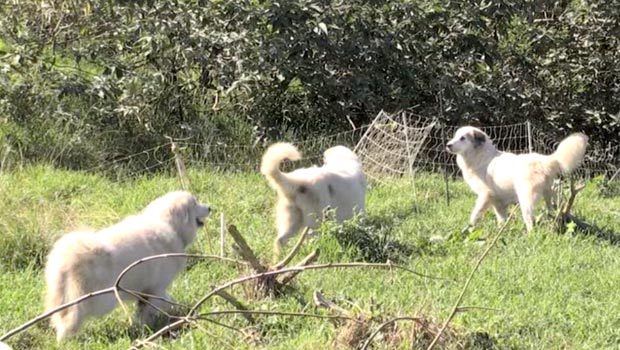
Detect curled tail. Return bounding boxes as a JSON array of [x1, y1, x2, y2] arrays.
[[45, 233, 92, 341], [260, 143, 301, 193], [550, 133, 588, 174]]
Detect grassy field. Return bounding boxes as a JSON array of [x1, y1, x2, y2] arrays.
[[1, 165, 620, 349]]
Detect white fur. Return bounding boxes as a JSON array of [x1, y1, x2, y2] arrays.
[[260, 143, 366, 254], [44, 191, 210, 341], [446, 126, 588, 232]]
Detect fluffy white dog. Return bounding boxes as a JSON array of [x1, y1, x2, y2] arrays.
[[261, 143, 366, 254], [44, 191, 210, 341], [446, 126, 588, 232]]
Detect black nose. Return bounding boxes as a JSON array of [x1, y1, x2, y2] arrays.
[[446, 144, 453, 150]]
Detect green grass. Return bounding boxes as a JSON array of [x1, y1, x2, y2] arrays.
[[1, 165, 620, 349]]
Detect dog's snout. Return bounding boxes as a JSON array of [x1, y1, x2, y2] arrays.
[[446, 143, 453, 150]]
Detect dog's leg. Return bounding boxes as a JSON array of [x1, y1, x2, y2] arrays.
[[136, 292, 174, 330], [491, 201, 508, 225], [53, 309, 84, 341], [274, 203, 303, 257], [517, 188, 541, 232], [543, 186, 556, 214], [469, 194, 491, 226]]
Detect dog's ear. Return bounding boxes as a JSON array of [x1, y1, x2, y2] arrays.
[[471, 130, 487, 147]]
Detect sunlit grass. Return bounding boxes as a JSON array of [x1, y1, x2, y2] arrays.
[[0, 166, 619, 349]]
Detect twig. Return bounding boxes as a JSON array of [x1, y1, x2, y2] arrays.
[[228, 225, 267, 273], [166, 137, 189, 191], [561, 178, 585, 214], [220, 212, 225, 257], [113, 253, 247, 321], [455, 305, 501, 313], [197, 317, 245, 334], [278, 249, 320, 286], [130, 318, 189, 350], [189, 261, 444, 318], [0, 287, 115, 342], [135, 311, 345, 350], [273, 227, 310, 269], [426, 209, 516, 350], [190, 322, 239, 350], [554, 177, 586, 233], [313, 290, 352, 316], [360, 316, 423, 350], [213, 290, 255, 324], [198, 310, 359, 323], [609, 168, 620, 182]]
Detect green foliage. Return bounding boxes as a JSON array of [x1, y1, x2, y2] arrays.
[[1, 0, 619, 170], [318, 213, 416, 263]]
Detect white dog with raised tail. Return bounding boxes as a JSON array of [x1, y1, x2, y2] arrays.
[[261, 143, 366, 255], [446, 126, 588, 232], [45, 191, 210, 341]]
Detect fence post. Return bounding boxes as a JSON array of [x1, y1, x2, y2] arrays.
[[401, 112, 415, 176], [220, 212, 225, 257], [526, 120, 533, 153], [440, 124, 451, 206]]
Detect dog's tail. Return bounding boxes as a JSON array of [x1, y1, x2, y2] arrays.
[[260, 142, 301, 194], [45, 233, 92, 341], [549, 133, 588, 174]]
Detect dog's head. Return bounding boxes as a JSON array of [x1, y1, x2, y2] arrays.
[[446, 126, 489, 155], [142, 191, 211, 247]]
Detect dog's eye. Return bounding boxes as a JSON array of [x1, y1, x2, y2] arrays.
[[460, 136, 465, 141]]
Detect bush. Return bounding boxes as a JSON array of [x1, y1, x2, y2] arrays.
[[1, 0, 618, 170]]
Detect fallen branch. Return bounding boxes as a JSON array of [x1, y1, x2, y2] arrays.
[[360, 316, 423, 350], [213, 290, 255, 324], [0, 287, 114, 342], [313, 290, 352, 316], [113, 253, 247, 322], [228, 225, 267, 273], [554, 178, 584, 230], [130, 318, 189, 350], [198, 309, 359, 323], [278, 249, 320, 286], [273, 227, 310, 269], [190, 261, 446, 316], [127, 261, 446, 349]]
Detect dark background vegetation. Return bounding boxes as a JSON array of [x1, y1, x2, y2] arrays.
[[1, 0, 618, 170]]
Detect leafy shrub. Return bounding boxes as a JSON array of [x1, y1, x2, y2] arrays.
[[1, 0, 618, 170], [318, 214, 414, 263]]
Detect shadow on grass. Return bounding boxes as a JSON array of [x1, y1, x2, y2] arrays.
[[317, 203, 441, 263], [562, 214, 620, 246]]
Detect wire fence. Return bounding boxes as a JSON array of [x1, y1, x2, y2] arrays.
[[354, 110, 620, 182], [20, 110, 617, 183]]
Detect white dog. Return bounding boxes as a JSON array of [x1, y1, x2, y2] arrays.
[[446, 126, 588, 232], [261, 143, 366, 254], [44, 191, 210, 341]]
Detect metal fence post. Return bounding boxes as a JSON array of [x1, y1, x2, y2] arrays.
[[526, 120, 533, 153]]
